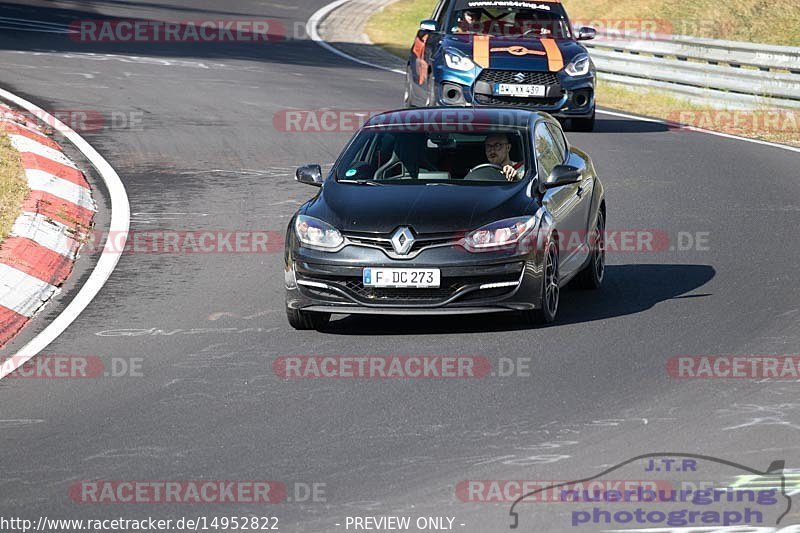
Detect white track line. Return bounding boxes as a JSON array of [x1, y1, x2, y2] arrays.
[[307, 0, 800, 154], [0, 88, 130, 380]]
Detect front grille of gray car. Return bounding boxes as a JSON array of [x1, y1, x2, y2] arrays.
[[304, 272, 521, 305], [344, 279, 461, 301], [343, 232, 461, 257]]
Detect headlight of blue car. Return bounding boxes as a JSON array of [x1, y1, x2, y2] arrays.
[[444, 48, 476, 71], [565, 54, 592, 76]]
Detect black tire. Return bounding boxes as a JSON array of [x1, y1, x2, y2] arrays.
[[286, 307, 330, 330], [570, 110, 596, 132], [521, 239, 559, 326], [574, 210, 605, 290]]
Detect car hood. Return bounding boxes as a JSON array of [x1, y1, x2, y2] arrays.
[[443, 34, 586, 71], [305, 181, 534, 234]]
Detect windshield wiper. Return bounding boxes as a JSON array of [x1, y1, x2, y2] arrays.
[[338, 179, 382, 186]]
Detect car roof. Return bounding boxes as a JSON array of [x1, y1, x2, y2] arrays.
[[364, 107, 552, 130]]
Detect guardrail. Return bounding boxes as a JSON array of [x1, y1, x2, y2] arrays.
[[584, 30, 800, 109]]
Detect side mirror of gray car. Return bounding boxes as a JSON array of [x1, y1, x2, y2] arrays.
[[296, 164, 323, 187], [577, 26, 597, 40], [543, 165, 582, 189]]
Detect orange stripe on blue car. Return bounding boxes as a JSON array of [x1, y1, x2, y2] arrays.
[[540, 38, 564, 72]]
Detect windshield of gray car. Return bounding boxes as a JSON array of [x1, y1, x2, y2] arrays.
[[335, 129, 529, 184]]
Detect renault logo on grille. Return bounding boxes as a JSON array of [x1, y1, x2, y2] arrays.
[[391, 227, 415, 255], [513, 72, 526, 83]]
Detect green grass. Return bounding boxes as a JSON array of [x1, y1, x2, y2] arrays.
[[0, 131, 27, 245], [365, 0, 435, 58]]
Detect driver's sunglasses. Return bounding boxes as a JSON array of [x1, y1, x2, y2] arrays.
[[485, 142, 509, 151]]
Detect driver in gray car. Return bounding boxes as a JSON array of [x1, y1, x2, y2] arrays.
[[484, 133, 524, 181]]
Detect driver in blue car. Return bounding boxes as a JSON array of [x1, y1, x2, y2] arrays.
[[454, 9, 484, 33], [484, 133, 524, 181]]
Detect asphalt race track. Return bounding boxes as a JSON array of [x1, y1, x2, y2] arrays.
[[1, 1, 799, 532]]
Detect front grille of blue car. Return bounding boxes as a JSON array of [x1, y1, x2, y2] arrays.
[[477, 70, 559, 86], [474, 94, 564, 108], [473, 69, 563, 108]]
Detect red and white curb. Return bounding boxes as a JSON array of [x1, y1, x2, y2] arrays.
[[0, 89, 131, 379], [0, 103, 97, 348]]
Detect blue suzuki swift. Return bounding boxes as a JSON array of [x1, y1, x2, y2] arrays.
[[404, 0, 597, 131]]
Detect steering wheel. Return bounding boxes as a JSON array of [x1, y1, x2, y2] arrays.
[[464, 163, 507, 181]]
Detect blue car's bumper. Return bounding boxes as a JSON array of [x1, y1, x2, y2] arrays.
[[432, 63, 595, 119]]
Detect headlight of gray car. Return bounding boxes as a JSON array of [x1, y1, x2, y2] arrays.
[[464, 215, 539, 252], [295, 215, 344, 250]]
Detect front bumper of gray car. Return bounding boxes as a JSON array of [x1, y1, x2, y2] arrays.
[[285, 241, 546, 315]]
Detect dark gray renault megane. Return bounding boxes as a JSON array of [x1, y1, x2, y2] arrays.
[[284, 108, 605, 330]]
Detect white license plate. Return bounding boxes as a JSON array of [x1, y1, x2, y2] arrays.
[[363, 268, 440, 288], [494, 83, 546, 97]]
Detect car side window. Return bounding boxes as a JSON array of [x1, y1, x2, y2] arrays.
[[546, 123, 567, 163], [434, 0, 451, 29], [534, 123, 561, 180]]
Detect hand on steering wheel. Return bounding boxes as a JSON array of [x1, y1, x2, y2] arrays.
[[466, 163, 517, 181], [501, 164, 519, 181]]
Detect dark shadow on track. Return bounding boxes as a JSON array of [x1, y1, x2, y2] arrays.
[[555, 263, 714, 325], [321, 264, 716, 335], [590, 116, 671, 134]]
